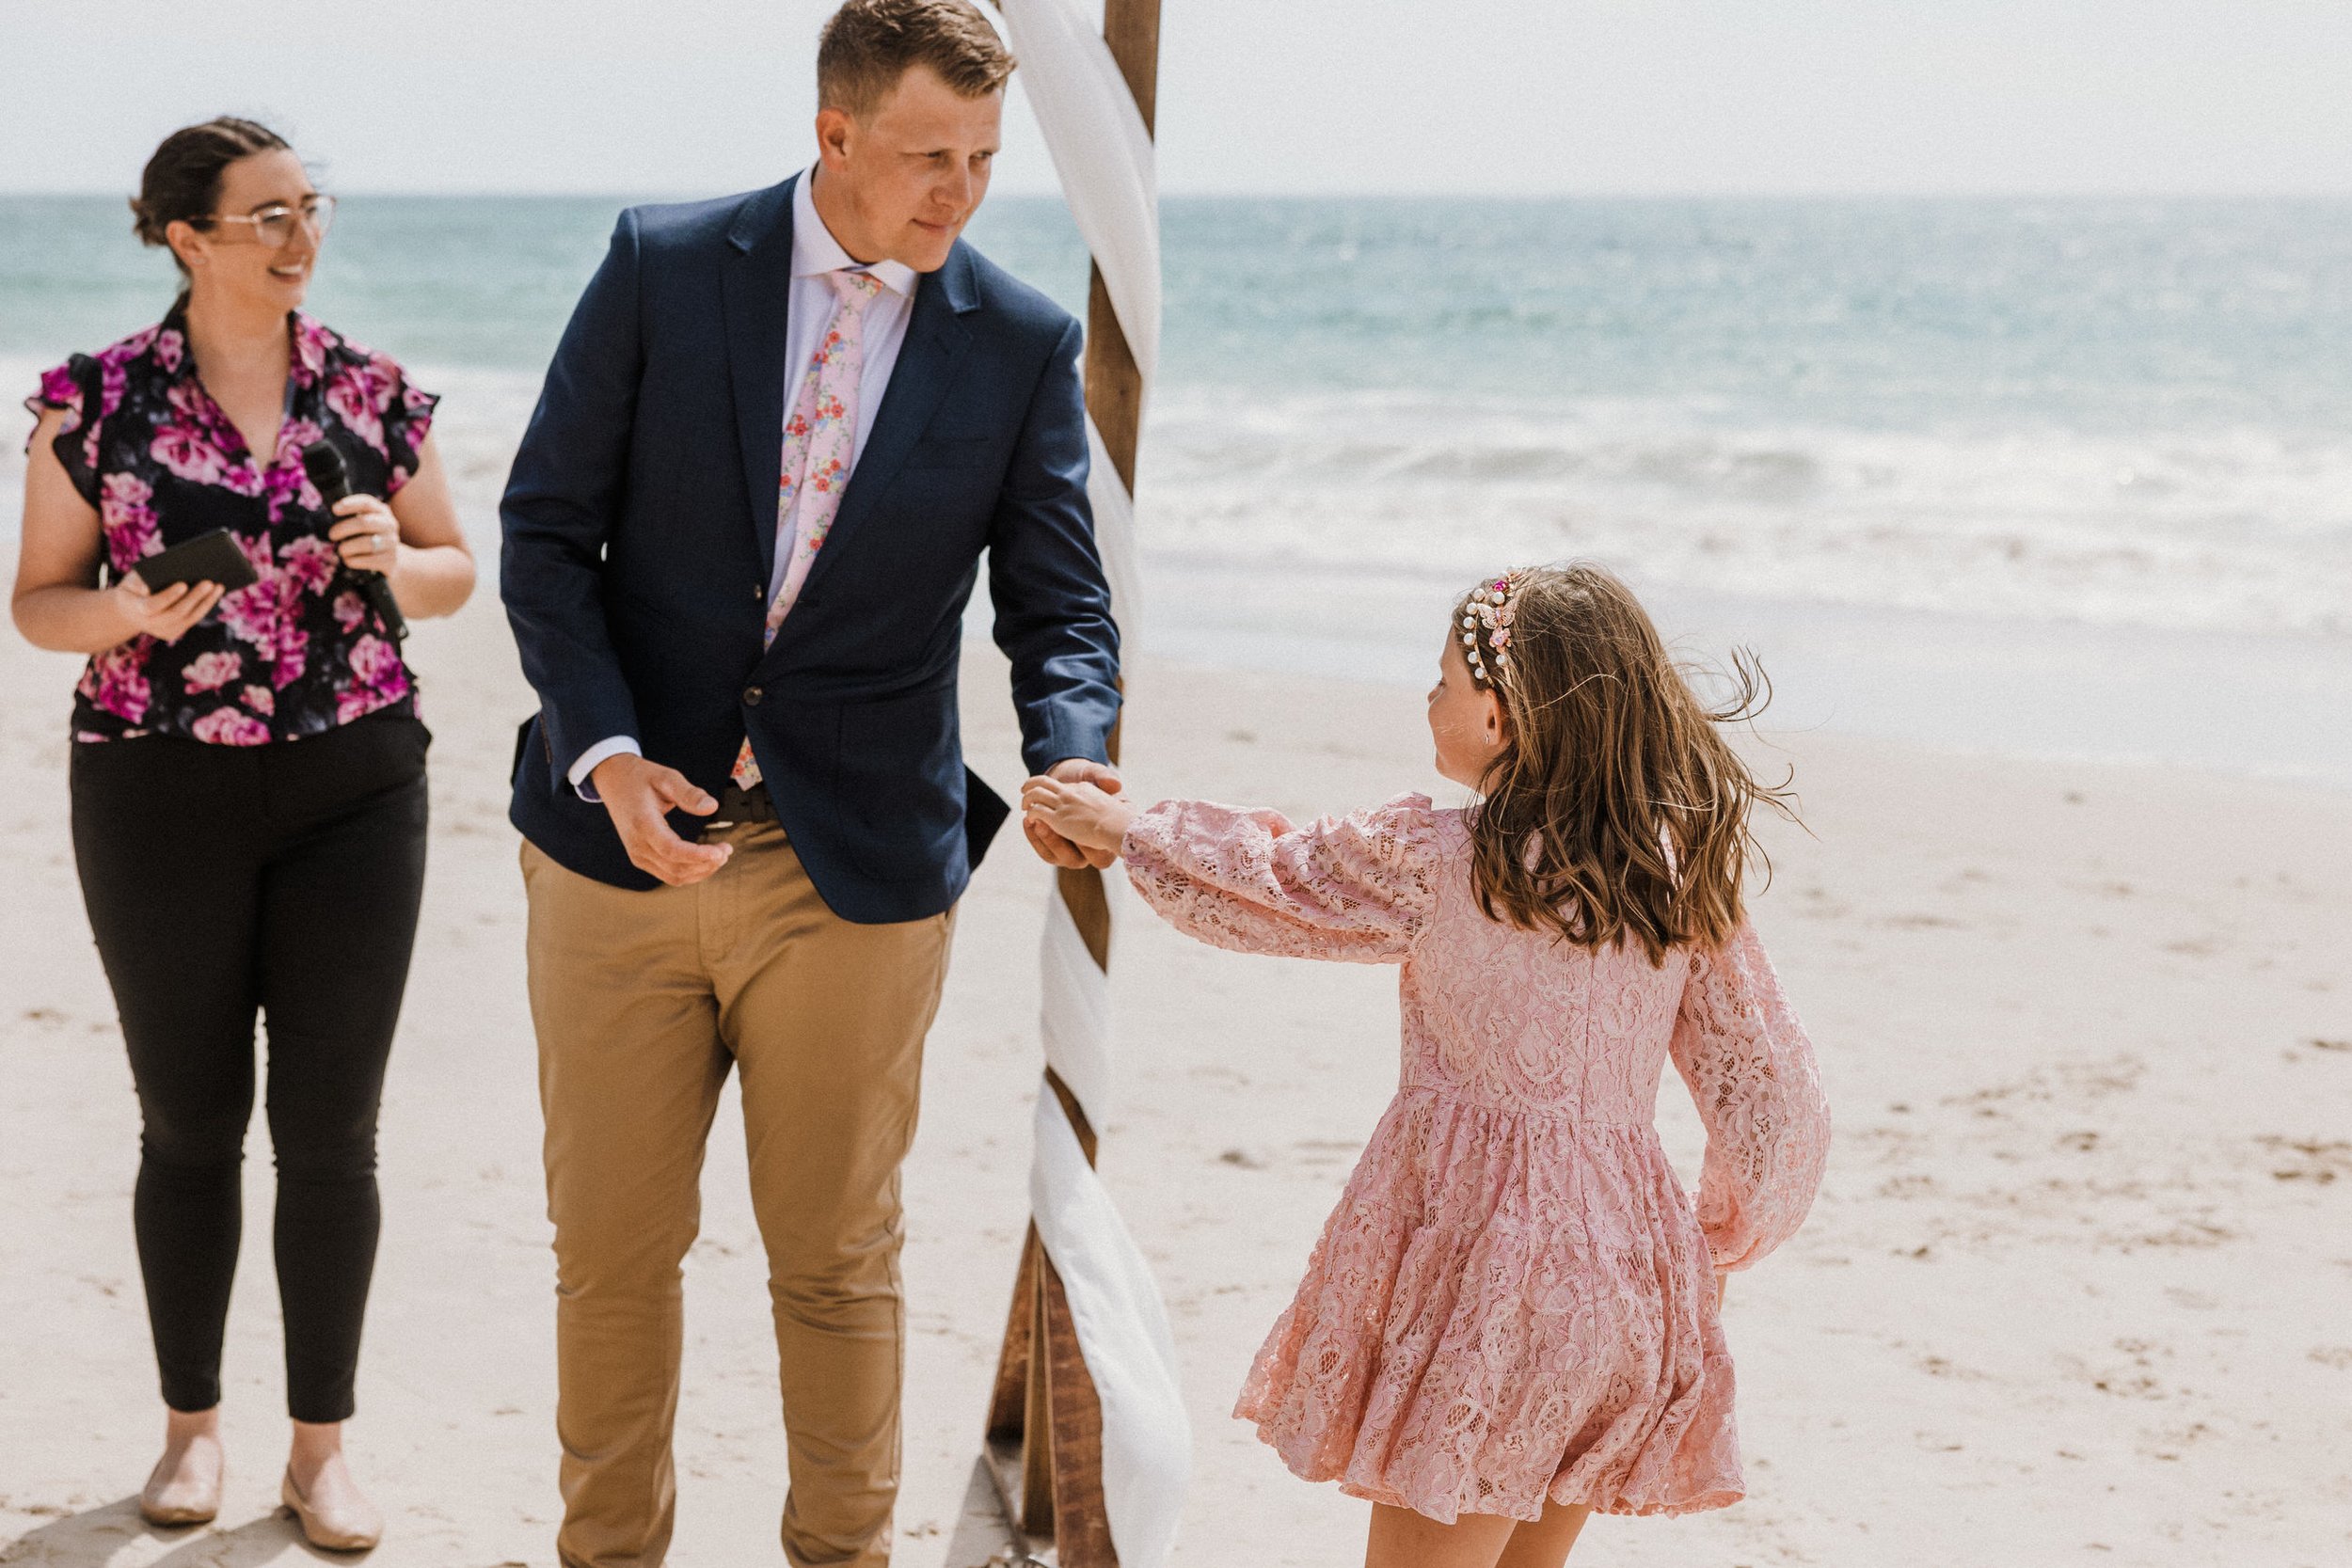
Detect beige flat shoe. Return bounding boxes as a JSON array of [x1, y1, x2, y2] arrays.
[[138, 1444, 221, 1527], [281, 1466, 383, 1552]]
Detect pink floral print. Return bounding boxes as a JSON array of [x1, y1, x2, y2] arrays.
[[732, 268, 886, 789], [150, 421, 229, 486], [181, 651, 244, 693], [215, 581, 279, 649], [325, 365, 385, 451], [1121, 794, 1832, 1524], [280, 534, 340, 595], [189, 706, 272, 747], [39, 364, 83, 432], [78, 643, 153, 725], [97, 472, 161, 573], [271, 626, 310, 689], [25, 305, 437, 745]]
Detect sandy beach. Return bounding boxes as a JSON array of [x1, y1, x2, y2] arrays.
[[1, 588, 2348, 1568]]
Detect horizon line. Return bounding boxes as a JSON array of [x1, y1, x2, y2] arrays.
[[4, 186, 2351, 204]]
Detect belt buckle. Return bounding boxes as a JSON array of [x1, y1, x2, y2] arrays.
[[704, 781, 768, 837]]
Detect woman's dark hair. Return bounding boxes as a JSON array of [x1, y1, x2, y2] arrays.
[[130, 117, 291, 274]]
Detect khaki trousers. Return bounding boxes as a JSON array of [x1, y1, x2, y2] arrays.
[[520, 821, 954, 1568]]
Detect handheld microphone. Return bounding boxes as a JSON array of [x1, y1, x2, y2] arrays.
[[301, 439, 409, 643]]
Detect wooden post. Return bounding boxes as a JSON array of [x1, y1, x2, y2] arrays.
[[981, 4, 1161, 1563]]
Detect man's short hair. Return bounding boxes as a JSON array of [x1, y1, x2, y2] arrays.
[[818, 0, 1016, 119]]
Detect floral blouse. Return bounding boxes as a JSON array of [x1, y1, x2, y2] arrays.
[[25, 306, 437, 746]]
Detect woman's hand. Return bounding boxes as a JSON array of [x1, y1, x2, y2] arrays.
[[1022, 774, 1136, 859], [13, 403, 231, 656], [109, 574, 224, 645], [328, 495, 402, 576]]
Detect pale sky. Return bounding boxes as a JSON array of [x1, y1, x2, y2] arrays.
[[3, 0, 2348, 198]]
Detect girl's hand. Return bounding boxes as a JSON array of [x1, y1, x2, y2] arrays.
[[1715, 1273, 1727, 1309], [328, 495, 403, 577], [109, 573, 223, 645], [1022, 775, 1136, 858]]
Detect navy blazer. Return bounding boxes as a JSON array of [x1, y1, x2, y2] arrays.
[[501, 176, 1120, 922]]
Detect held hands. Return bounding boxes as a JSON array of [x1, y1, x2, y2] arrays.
[[593, 751, 1122, 884], [110, 573, 224, 645], [590, 752, 732, 887], [1022, 766, 1136, 867], [328, 496, 403, 578]]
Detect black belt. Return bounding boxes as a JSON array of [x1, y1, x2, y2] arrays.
[[702, 781, 777, 832]]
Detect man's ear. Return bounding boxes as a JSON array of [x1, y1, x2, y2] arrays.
[[814, 107, 855, 168]]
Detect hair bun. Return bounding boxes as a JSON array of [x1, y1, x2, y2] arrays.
[[131, 117, 291, 265], [127, 197, 167, 248]]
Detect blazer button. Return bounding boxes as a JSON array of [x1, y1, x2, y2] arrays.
[[743, 685, 764, 706]]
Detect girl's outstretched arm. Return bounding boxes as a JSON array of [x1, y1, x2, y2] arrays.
[[1116, 793, 1442, 964], [1669, 918, 1832, 1271]]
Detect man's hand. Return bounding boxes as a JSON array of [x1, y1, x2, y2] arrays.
[[591, 752, 731, 886], [1023, 758, 1122, 870], [1022, 768, 1136, 865]]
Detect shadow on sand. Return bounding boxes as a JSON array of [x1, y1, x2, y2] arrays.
[[941, 1454, 1028, 1568], [0, 1496, 345, 1566]]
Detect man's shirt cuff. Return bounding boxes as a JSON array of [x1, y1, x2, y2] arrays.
[[567, 736, 641, 802]]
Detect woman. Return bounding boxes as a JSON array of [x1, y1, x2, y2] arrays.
[[10, 118, 473, 1550]]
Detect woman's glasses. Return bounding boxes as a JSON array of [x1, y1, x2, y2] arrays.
[[200, 195, 338, 246]]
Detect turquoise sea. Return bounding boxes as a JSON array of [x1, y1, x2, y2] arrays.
[[5, 193, 2349, 777]]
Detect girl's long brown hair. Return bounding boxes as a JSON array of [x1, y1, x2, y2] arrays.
[[1461, 562, 1794, 965]]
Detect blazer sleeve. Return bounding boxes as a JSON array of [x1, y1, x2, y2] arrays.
[[500, 209, 647, 788], [986, 317, 1122, 776]]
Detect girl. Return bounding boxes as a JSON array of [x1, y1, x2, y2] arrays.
[[1021, 562, 1831, 1568]]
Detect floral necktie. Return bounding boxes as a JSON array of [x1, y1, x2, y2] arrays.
[[734, 269, 884, 790]]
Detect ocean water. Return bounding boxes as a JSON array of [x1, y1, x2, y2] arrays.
[[6, 194, 2350, 777]]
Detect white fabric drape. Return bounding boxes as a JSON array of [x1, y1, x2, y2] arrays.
[[999, 0, 1161, 386], [1028, 1059, 1187, 1568], [994, 2, 1184, 1564], [1083, 417, 1145, 663]]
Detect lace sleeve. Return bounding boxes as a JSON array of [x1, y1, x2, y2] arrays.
[[1120, 793, 1442, 964], [1669, 917, 1831, 1271]]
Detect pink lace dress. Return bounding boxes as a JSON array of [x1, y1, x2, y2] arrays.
[[1120, 794, 1831, 1523]]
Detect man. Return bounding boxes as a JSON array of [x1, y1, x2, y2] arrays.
[[499, 4, 1120, 1563]]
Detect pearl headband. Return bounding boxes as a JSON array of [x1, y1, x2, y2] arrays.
[[1460, 570, 1528, 689]]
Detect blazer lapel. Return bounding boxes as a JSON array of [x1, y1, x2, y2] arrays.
[[796, 245, 978, 605], [721, 178, 799, 573]]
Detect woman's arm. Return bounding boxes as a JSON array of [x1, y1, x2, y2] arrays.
[[11, 407, 223, 654], [327, 431, 474, 621]]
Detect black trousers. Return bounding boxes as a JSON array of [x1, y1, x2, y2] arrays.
[[69, 712, 429, 1423]]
